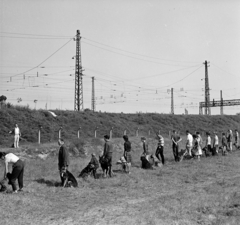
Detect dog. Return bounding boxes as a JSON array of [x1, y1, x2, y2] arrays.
[[99, 155, 114, 177], [219, 146, 228, 156], [116, 156, 131, 173], [140, 154, 154, 169], [202, 147, 211, 157], [61, 169, 78, 188], [79, 164, 97, 179]]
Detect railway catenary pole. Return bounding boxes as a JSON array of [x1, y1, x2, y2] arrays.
[[204, 60, 211, 115], [91, 77, 96, 112]]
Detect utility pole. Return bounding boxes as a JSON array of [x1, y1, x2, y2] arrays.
[[204, 60, 211, 115], [91, 77, 96, 112], [171, 88, 174, 114], [74, 30, 84, 111], [220, 90, 223, 115]]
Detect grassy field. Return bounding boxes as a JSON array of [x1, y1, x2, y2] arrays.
[[0, 137, 240, 225]]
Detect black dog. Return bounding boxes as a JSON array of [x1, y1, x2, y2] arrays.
[[99, 156, 113, 177], [141, 154, 154, 169], [61, 170, 78, 188], [202, 147, 211, 157], [79, 164, 96, 179]]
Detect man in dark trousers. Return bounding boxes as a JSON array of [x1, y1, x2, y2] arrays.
[[58, 138, 69, 186], [171, 130, 182, 162], [103, 135, 113, 177]]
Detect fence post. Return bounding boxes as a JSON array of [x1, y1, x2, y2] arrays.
[[123, 129, 127, 135], [110, 127, 113, 139], [77, 127, 81, 139], [59, 127, 62, 139], [94, 127, 98, 138], [148, 129, 151, 136], [38, 125, 42, 144], [169, 130, 171, 138], [158, 130, 161, 135]]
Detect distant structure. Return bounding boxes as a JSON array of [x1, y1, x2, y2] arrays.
[[204, 60, 211, 115], [74, 30, 84, 111], [171, 88, 174, 114], [220, 90, 223, 115], [91, 77, 96, 112]]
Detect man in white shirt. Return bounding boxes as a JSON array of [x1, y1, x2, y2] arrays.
[[9, 124, 21, 148], [234, 129, 239, 150], [186, 130, 193, 157], [213, 132, 219, 155]]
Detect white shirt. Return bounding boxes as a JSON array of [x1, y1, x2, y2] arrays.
[[187, 134, 193, 146], [14, 127, 20, 135], [5, 153, 19, 164], [214, 135, 219, 146], [207, 136, 211, 145]]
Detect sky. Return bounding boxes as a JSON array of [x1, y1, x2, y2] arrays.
[[0, 0, 240, 115]]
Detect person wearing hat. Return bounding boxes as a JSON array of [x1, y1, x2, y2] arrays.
[[212, 131, 219, 155], [0, 152, 25, 193], [123, 135, 132, 174]]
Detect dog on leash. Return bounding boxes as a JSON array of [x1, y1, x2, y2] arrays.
[[61, 169, 78, 188], [116, 156, 132, 173], [202, 147, 211, 157]]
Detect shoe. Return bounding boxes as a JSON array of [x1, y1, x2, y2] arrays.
[[13, 190, 18, 193], [18, 188, 23, 192]]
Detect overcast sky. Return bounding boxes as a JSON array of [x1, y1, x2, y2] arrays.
[[1, 0, 240, 115]]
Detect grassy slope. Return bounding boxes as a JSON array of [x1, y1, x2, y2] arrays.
[[0, 137, 240, 225], [0, 106, 240, 146]]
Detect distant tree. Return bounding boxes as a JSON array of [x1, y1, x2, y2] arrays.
[[0, 95, 7, 108]]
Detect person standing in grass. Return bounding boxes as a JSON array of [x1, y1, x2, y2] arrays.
[[221, 133, 228, 155], [58, 138, 70, 186], [141, 137, 149, 156], [193, 134, 202, 160], [227, 129, 233, 152], [205, 132, 212, 155], [234, 129, 239, 150], [156, 134, 165, 165], [171, 130, 182, 162], [9, 124, 21, 148], [103, 135, 113, 177], [212, 132, 219, 155], [123, 135, 132, 174], [186, 130, 193, 157], [0, 152, 25, 193]]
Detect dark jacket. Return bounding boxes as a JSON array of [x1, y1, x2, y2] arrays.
[[124, 141, 131, 152], [58, 145, 69, 169], [103, 140, 113, 158]]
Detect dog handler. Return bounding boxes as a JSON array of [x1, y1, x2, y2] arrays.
[[58, 138, 70, 186], [0, 152, 24, 193], [103, 135, 113, 177], [123, 135, 132, 173], [186, 130, 193, 157]]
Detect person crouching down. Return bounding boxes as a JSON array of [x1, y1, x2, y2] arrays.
[[0, 152, 25, 193]]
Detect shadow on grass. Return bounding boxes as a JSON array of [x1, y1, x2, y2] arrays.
[[35, 178, 61, 187]]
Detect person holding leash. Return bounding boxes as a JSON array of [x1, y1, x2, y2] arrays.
[[58, 138, 70, 186], [0, 152, 25, 193], [9, 124, 21, 148]]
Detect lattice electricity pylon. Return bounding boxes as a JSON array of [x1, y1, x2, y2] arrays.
[[91, 77, 96, 112], [204, 60, 211, 115], [199, 99, 240, 115], [74, 30, 84, 111]]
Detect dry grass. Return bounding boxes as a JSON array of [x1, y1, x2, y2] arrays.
[[0, 137, 240, 225]]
